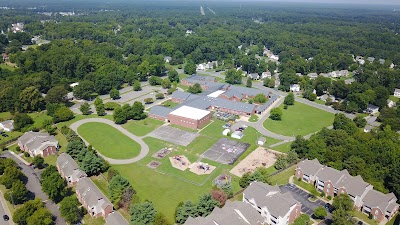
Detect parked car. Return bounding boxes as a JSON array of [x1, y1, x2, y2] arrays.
[[324, 203, 334, 213], [3, 215, 9, 221]]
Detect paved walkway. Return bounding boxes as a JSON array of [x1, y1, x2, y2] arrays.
[[69, 118, 150, 164]]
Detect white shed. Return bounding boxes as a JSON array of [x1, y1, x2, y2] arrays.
[[222, 129, 230, 136], [231, 131, 244, 139]]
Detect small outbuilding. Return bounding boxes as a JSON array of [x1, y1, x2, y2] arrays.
[[231, 131, 244, 140], [222, 129, 230, 136], [0, 120, 14, 132], [257, 137, 266, 146]]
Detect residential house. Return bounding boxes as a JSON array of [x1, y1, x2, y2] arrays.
[[262, 71, 272, 79], [356, 56, 365, 65], [289, 84, 300, 92], [186, 30, 193, 35], [105, 211, 129, 225], [164, 56, 172, 63], [76, 177, 114, 219], [70, 82, 79, 88], [196, 63, 206, 71], [367, 57, 375, 63], [0, 120, 14, 132], [361, 190, 399, 222], [248, 73, 260, 80], [243, 182, 301, 225], [17, 132, 59, 157], [345, 78, 355, 85], [319, 94, 335, 102], [295, 73, 303, 77], [206, 61, 218, 69], [2, 53, 9, 61], [307, 73, 318, 79], [56, 153, 87, 186], [295, 159, 399, 223], [387, 99, 395, 108], [185, 201, 264, 225], [394, 89, 400, 97], [367, 104, 380, 114], [364, 125, 374, 133], [320, 73, 331, 78], [378, 59, 385, 65]]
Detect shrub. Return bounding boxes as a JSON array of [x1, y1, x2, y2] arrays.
[[24, 152, 30, 157], [327, 195, 332, 200]]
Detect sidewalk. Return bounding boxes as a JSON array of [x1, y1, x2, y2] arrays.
[[0, 189, 14, 225]]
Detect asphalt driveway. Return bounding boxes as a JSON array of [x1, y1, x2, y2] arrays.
[[280, 184, 327, 216]]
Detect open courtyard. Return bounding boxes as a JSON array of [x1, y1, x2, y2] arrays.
[[77, 122, 142, 159], [263, 101, 335, 136]]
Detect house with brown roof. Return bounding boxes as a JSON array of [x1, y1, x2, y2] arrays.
[[361, 190, 399, 222], [185, 201, 264, 225], [56, 153, 87, 186], [17, 132, 59, 157], [243, 182, 301, 225], [76, 177, 113, 219]]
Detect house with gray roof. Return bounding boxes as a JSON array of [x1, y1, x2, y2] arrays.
[[18, 132, 58, 157], [335, 174, 373, 208], [148, 106, 174, 121], [367, 57, 375, 63], [361, 190, 399, 222], [170, 91, 198, 103], [0, 120, 14, 132], [105, 211, 129, 225], [164, 56, 172, 63], [295, 158, 324, 184], [56, 153, 87, 186], [76, 177, 113, 219], [185, 201, 264, 225], [243, 182, 301, 225], [393, 88, 400, 97], [307, 73, 318, 79], [248, 73, 260, 80]]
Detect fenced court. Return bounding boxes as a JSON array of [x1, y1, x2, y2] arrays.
[[148, 126, 199, 146], [201, 138, 250, 165]]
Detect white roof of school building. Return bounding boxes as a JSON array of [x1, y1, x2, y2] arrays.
[[169, 106, 210, 120], [207, 90, 225, 98]]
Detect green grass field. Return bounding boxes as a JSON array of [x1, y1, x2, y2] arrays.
[[0, 63, 15, 71], [389, 95, 399, 103], [77, 122, 141, 159], [122, 118, 164, 136], [249, 114, 259, 122], [263, 101, 334, 136], [271, 141, 293, 153], [269, 165, 295, 185]]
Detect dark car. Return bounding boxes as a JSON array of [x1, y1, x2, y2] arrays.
[[1, 133, 8, 137], [3, 215, 9, 221], [324, 203, 334, 213]]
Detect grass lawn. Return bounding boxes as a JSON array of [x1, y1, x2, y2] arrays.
[[263, 101, 334, 136], [161, 100, 179, 108], [122, 118, 164, 136], [269, 165, 295, 185], [389, 95, 399, 103], [0, 63, 15, 71], [294, 179, 319, 196], [28, 112, 53, 129], [249, 114, 259, 122], [264, 137, 281, 147], [0, 131, 23, 145], [83, 214, 105, 225], [0, 112, 12, 120], [387, 213, 399, 225], [77, 122, 141, 159], [56, 114, 114, 128], [352, 210, 378, 225], [270, 141, 292, 153]]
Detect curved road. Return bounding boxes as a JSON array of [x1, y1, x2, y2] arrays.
[[70, 118, 149, 165]]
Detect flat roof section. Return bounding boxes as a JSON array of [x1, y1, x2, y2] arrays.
[[207, 90, 225, 98], [169, 106, 210, 120]]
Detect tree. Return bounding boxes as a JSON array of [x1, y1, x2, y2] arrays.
[[0, 158, 17, 175], [131, 101, 146, 120], [113, 107, 127, 124], [254, 93, 267, 103], [53, 106, 74, 123], [5, 180, 28, 204], [14, 113, 34, 131], [155, 93, 165, 99], [45, 86, 68, 104], [274, 154, 288, 170], [333, 113, 358, 135], [168, 70, 179, 83], [41, 167, 67, 203], [184, 61, 196, 75], [154, 212, 170, 225], [313, 206, 327, 219], [144, 98, 154, 104], [26, 207, 53, 225], [94, 97, 106, 116], [225, 69, 242, 84], [110, 88, 120, 100], [1, 166, 26, 189], [13, 199, 45, 225], [79, 102, 91, 115], [270, 107, 283, 120], [33, 156, 44, 169], [239, 172, 252, 188], [246, 78, 252, 88], [332, 208, 355, 225], [175, 201, 197, 224], [74, 80, 95, 100], [196, 194, 218, 217], [149, 76, 163, 86], [210, 189, 227, 207], [293, 214, 311, 225], [353, 115, 367, 128], [220, 182, 234, 198], [66, 139, 86, 159], [332, 194, 353, 212], [109, 175, 135, 208], [303, 90, 317, 101], [19, 86, 45, 112], [188, 83, 202, 94], [46, 103, 63, 117], [263, 78, 275, 88], [162, 79, 171, 89], [291, 136, 309, 158], [60, 196, 82, 224], [284, 93, 295, 105], [133, 80, 141, 91], [81, 151, 106, 176], [130, 201, 157, 225]]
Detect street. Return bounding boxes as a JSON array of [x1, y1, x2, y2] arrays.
[[0, 151, 67, 225], [0, 194, 11, 225]]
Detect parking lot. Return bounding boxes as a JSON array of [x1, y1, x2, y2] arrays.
[[280, 184, 328, 216]]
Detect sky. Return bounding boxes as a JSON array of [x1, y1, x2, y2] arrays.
[[201, 0, 400, 5]]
